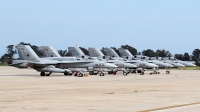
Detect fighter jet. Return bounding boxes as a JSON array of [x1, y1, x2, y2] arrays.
[[118, 48, 173, 74], [11, 45, 117, 77], [102, 47, 159, 75]]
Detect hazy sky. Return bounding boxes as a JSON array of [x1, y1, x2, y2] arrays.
[[0, 0, 200, 57]]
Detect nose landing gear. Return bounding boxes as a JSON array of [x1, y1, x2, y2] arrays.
[[166, 70, 170, 74]]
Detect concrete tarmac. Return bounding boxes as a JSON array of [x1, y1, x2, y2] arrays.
[[0, 66, 200, 112]]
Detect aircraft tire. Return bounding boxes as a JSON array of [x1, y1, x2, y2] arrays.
[[79, 73, 83, 77], [89, 71, 94, 75], [108, 71, 113, 74], [64, 72, 69, 76], [140, 72, 144, 75], [99, 73, 104, 76], [166, 71, 170, 74], [123, 72, 127, 76], [40, 72, 45, 76]]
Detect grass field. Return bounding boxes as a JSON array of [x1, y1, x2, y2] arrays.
[[175, 66, 200, 70], [0, 63, 8, 66]]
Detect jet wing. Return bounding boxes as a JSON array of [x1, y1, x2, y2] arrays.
[[8, 62, 24, 66], [37, 60, 92, 65], [24, 60, 92, 67], [11, 60, 93, 68]]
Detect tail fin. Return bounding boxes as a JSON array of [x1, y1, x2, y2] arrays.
[[68, 47, 85, 57], [88, 47, 105, 57], [41, 46, 61, 57], [16, 45, 40, 61], [118, 48, 133, 57], [103, 48, 120, 57]]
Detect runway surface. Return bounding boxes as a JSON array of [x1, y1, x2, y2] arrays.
[[0, 66, 200, 112]]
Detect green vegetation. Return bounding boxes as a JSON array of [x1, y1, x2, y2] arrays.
[[0, 63, 8, 66], [179, 67, 200, 70]]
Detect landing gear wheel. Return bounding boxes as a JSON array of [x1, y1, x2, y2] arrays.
[[99, 73, 104, 76], [64, 72, 69, 76], [93, 71, 98, 75], [123, 71, 128, 76], [158, 72, 160, 74], [108, 71, 113, 74], [140, 72, 144, 75], [166, 71, 170, 74], [89, 71, 94, 75], [40, 72, 45, 76], [78, 73, 83, 77]]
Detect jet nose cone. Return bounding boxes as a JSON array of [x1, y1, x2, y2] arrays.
[[187, 64, 196, 67], [147, 63, 158, 68], [125, 63, 137, 68], [174, 63, 184, 67], [105, 63, 118, 68], [166, 64, 173, 67]]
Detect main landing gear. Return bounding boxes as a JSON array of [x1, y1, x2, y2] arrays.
[[74, 71, 84, 77], [99, 72, 104, 76], [89, 71, 98, 75], [90, 71, 104, 76], [137, 70, 144, 75], [123, 71, 129, 76], [40, 72, 52, 76], [64, 72, 73, 76], [150, 71, 160, 75], [150, 68, 160, 75]]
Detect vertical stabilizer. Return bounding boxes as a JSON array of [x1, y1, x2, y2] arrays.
[[103, 48, 120, 57], [88, 47, 104, 57], [118, 48, 133, 57], [16, 45, 40, 61], [41, 46, 61, 57], [68, 47, 85, 57]]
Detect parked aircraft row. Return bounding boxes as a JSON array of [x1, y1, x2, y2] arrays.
[[10, 44, 196, 77]]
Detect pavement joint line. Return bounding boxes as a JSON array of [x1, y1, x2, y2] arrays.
[[137, 102, 200, 112]]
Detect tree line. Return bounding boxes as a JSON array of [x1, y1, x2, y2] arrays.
[[1, 42, 200, 66]]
